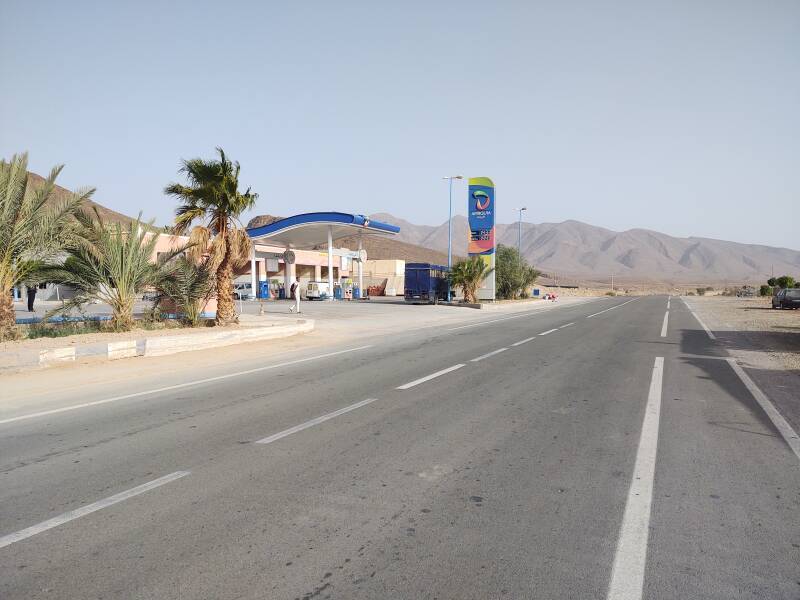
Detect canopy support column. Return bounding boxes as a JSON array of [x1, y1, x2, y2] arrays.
[[250, 247, 257, 298], [358, 235, 363, 299], [284, 245, 292, 295], [327, 226, 334, 301]]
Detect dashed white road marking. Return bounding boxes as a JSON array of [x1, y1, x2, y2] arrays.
[[539, 328, 558, 336], [0, 471, 190, 549], [559, 322, 575, 329], [512, 336, 536, 347], [726, 358, 800, 461], [0, 346, 374, 426], [607, 356, 664, 600], [397, 364, 465, 390], [446, 312, 536, 331], [470, 348, 509, 362], [586, 298, 638, 319], [660, 311, 669, 337], [255, 398, 379, 445], [682, 299, 716, 339]]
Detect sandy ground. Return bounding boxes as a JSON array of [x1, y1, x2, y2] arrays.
[[683, 295, 800, 370]]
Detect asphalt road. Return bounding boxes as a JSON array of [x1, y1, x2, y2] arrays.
[[1, 296, 798, 599]]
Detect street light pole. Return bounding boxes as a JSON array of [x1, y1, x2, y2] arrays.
[[443, 175, 463, 301], [513, 207, 527, 258]]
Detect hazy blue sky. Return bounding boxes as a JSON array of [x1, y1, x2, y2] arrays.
[[2, 1, 798, 248]]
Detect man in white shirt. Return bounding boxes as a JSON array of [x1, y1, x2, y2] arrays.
[[288, 277, 301, 314]]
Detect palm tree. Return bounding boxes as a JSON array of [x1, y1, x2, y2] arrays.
[[0, 153, 92, 339], [153, 254, 216, 327], [43, 210, 183, 331], [164, 148, 258, 325], [449, 256, 494, 303]]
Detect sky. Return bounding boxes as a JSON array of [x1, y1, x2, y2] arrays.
[[1, 1, 798, 249]]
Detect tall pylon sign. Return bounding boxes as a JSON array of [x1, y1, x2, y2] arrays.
[[467, 177, 496, 300]]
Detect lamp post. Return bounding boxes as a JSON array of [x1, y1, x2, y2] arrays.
[[443, 175, 463, 301], [513, 207, 527, 258]]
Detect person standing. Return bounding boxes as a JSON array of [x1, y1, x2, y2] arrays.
[[26, 285, 37, 312], [288, 277, 301, 314]]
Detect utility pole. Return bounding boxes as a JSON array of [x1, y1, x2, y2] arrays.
[[513, 207, 527, 259], [442, 175, 464, 301]]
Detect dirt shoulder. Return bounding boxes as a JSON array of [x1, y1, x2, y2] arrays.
[[684, 296, 800, 370]]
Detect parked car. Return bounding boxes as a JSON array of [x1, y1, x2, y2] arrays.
[[233, 282, 254, 300], [772, 288, 800, 309]]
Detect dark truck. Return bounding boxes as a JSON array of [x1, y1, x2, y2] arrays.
[[404, 263, 449, 304], [772, 288, 800, 309]]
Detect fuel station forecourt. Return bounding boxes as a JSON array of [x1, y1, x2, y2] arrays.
[[245, 212, 401, 300]]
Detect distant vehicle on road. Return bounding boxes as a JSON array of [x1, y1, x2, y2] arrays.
[[772, 288, 800, 309], [404, 263, 449, 304]]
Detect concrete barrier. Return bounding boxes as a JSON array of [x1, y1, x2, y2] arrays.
[[108, 340, 137, 360], [39, 347, 76, 365], [144, 320, 314, 358]]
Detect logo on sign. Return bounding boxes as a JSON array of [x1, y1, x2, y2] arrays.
[[473, 190, 490, 211]]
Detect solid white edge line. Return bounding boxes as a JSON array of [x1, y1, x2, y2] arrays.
[[586, 298, 638, 319], [660, 311, 669, 337], [397, 364, 465, 390], [681, 298, 716, 339], [539, 328, 558, 336], [0, 346, 374, 426], [0, 471, 190, 549], [255, 398, 379, 445], [726, 358, 800, 461], [470, 347, 509, 362], [560, 322, 575, 328], [607, 356, 664, 600], [511, 336, 536, 347]]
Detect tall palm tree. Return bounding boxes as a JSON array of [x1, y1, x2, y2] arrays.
[[43, 210, 183, 331], [449, 256, 494, 303], [0, 153, 92, 339], [164, 148, 258, 325]]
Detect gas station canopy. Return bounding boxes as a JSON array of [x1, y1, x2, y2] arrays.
[[246, 212, 400, 249], [245, 212, 400, 300]]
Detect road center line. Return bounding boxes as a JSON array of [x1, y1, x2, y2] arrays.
[[0, 346, 374, 426], [559, 322, 575, 328], [446, 312, 535, 331], [511, 336, 536, 347], [397, 364, 465, 390], [726, 358, 800, 461], [539, 328, 558, 336], [470, 348, 508, 362], [681, 299, 716, 339], [0, 471, 190, 549], [255, 398, 379, 445], [660, 311, 669, 337], [586, 298, 638, 318], [607, 356, 664, 600]]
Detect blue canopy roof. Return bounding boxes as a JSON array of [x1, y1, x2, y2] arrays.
[[247, 212, 400, 249]]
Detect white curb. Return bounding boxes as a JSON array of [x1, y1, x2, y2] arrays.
[[39, 347, 76, 365], [108, 340, 137, 360]]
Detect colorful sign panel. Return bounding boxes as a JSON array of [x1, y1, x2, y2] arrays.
[[467, 177, 496, 300]]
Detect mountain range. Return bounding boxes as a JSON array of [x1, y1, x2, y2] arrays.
[[370, 213, 799, 284], [29, 171, 797, 285]]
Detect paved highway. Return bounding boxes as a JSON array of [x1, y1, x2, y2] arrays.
[[1, 296, 798, 599]]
